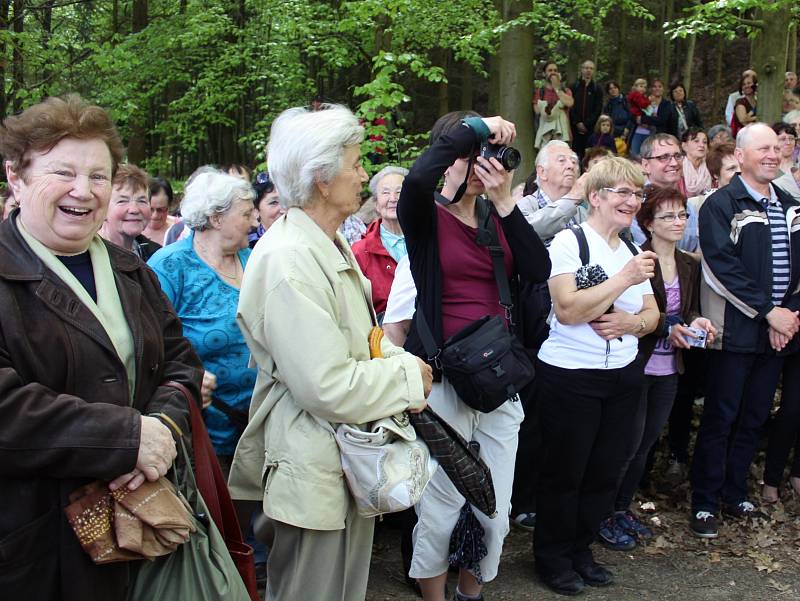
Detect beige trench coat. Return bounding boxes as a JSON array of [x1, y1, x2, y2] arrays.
[[228, 208, 425, 530]]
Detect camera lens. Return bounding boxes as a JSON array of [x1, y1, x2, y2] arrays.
[[498, 147, 521, 171]]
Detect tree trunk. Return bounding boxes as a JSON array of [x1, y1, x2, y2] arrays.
[[11, 0, 23, 112], [435, 49, 450, 117], [615, 10, 627, 85], [126, 0, 148, 164], [750, 4, 792, 125], [487, 53, 501, 116], [682, 34, 696, 96], [0, 0, 9, 118], [496, 0, 534, 185], [460, 61, 473, 110], [788, 23, 797, 74], [713, 37, 724, 121], [662, 0, 674, 80]]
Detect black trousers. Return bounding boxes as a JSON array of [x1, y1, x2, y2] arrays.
[[511, 381, 542, 516], [764, 352, 800, 486], [534, 359, 643, 575], [667, 348, 709, 463]]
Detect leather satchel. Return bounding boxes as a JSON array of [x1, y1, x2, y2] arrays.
[[64, 477, 195, 565]]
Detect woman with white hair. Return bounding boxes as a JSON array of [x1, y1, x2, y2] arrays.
[[147, 170, 258, 469], [352, 165, 409, 315], [228, 104, 432, 601]]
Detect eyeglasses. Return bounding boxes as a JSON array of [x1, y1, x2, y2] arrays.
[[644, 152, 684, 164], [602, 187, 645, 200], [777, 135, 797, 144], [654, 212, 690, 222]]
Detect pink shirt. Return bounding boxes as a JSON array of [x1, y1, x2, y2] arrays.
[[645, 277, 681, 376], [437, 203, 514, 340]]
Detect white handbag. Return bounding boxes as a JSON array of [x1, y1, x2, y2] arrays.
[[314, 412, 438, 518]]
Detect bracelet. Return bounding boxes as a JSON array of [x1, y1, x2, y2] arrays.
[[635, 317, 647, 334]]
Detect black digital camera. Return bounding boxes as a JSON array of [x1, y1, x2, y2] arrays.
[[480, 142, 521, 171]]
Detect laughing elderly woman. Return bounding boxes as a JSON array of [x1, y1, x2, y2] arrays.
[[0, 95, 202, 601], [228, 104, 432, 601]]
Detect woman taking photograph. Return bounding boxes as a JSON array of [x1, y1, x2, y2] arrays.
[[534, 158, 659, 595], [398, 111, 550, 601], [0, 95, 202, 600], [148, 170, 258, 471], [228, 104, 431, 601], [601, 186, 715, 549]]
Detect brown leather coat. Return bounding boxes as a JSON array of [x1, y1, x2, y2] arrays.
[[0, 213, 203, 601]]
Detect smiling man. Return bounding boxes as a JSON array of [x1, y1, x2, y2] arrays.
[[691, 123, 800, 539], [99, 163, 161, 260]]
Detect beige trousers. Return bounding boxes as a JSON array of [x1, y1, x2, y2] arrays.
[[266, 501, 375, 601]]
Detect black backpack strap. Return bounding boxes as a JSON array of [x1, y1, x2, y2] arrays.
[[570, 225, 590, 266], [619, 234, 640, 256], [475, 198, 514, 324]]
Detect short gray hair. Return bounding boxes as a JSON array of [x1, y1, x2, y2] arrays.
[[535, 140, 572, 169], [707, 124, 732, 142], [180, 171, 255, 230], [736, 122, 775, 149], [368, 165, 408, 196], [267, 104, 364, 209]]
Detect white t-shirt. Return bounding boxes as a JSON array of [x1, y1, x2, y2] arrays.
[[383, 255, 416, 325], [538, 222, 653, 370]]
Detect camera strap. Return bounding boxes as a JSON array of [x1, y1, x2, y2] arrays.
[[450, 154, 474, 205]]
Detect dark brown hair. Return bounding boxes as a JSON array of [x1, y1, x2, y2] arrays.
[[636, 185, 687, 239], [112, 163, 150, 198], [429, 110, 480, 146], [706, 142, 735, 179], [0, 94, 125, 178]]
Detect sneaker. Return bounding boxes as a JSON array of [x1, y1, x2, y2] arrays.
[[690, 511, 718, 538], [615, 510, 653, 539], [663, 456, 688, 486], [722, 500, 768, 520], [598, 516, 636, 551], [454, 590, 484, 601], [512, 512, 536, 531]]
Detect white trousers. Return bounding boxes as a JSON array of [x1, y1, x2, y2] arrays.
[[409, 377, 524, 582]]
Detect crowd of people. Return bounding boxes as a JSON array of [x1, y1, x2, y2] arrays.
[[2, 57, 800, 601]]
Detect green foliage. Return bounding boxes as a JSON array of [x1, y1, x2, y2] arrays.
[[1, 0, 659, 179]]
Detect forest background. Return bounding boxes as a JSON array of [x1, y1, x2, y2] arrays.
[[2, 0, 799, 186]]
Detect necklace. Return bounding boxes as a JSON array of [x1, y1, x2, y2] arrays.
[[213, 259, 239, 280]]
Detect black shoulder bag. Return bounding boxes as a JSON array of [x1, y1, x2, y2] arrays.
[[415, 199, 535, 413]]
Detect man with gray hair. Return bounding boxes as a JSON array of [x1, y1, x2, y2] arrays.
[[690, 122, 800, 539], [517, 140, 587, 245]]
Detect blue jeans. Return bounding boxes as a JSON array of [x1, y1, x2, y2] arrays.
[[690, 350, 784, 512], [616, 373, 679, 510]]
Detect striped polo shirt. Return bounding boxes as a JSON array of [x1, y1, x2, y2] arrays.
[[741, 179, 790, 304]]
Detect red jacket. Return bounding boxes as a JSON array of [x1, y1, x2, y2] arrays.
[[351, 219, 397, 314]]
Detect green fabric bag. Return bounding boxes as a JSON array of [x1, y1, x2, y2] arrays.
[[127, 437, 251, 601]]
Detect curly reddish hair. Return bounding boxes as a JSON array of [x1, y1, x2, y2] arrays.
[[636, 185, 687, 239], [0, 94, 125, 178]]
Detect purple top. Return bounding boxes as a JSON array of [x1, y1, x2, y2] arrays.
[[645, 277, 681, 376], [436, 203, 513, 340]]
